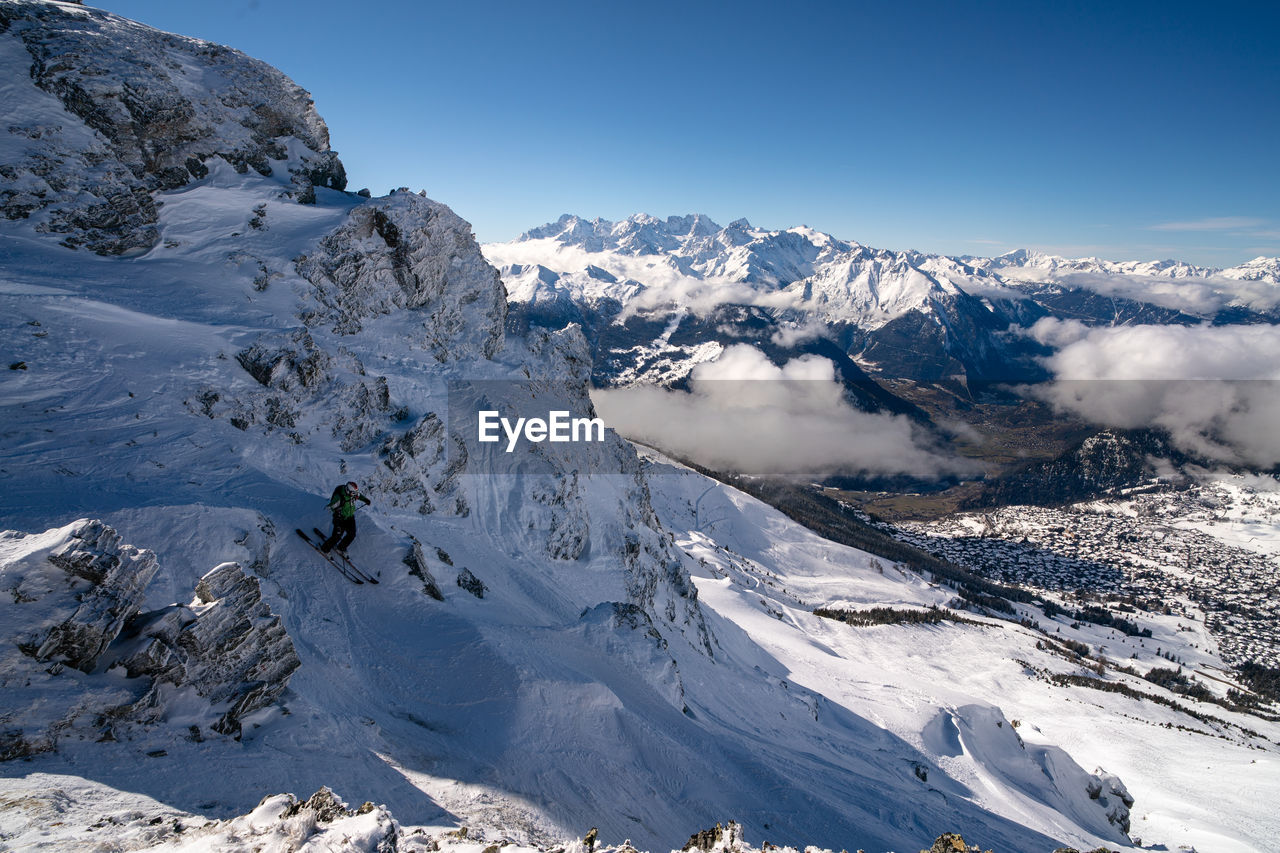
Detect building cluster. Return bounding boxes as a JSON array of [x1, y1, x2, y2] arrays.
[[890, 486, 1280, 669]]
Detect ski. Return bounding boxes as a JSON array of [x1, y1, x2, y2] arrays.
[[314, 528, 379, 584], [295, 529, 363, 584]]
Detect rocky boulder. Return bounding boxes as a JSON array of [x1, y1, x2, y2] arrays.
[[1085, 769, 1133, 835], [123, 561, 301, 737], [192, 326, 398, 451], [5, 518, 159, 672], [0, 521, 299, 755]]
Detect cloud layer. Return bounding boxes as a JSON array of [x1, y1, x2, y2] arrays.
[[593, 344, 970, 478], [1028, 320, 1280, 467]]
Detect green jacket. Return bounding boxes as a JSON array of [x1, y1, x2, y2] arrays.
[[327, 484, 370, 519]]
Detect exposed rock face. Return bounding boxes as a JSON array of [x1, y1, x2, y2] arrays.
[[683, 821, 743, 851], [9, 519, 159, 672], [235, 329, 333, 393], [527, 472, 590, 560], [278, 786, 380, 823], [402, 541, 444, 600], [1086, 769, 1133, 835], [0, 522, 298, 755], [125, 562, 301, 737], [297, 191, 507, 359], [193, 327, 398, 451], [456, 568, 486, 599], [922, 834, 984, 853], [376, 412, 470, 516], [195, 191, 510, 466], [0, 0, 345, 254]]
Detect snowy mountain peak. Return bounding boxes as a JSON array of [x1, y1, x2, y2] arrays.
[[519, 213, 609, 246], [0, 0, 346, 255], [1221, 255, 1280, 282]]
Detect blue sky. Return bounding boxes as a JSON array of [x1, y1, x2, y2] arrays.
[[98, 0, 1278, 265]]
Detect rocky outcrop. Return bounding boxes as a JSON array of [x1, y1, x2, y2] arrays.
[[192, 191, 510, 467], [277, 786, 382, 823], [1085, 770, 1133, 835], [12, 519, 160, 672], [375, 412, 470, 516], [456, 568, 486, 599], [402, 541, 445, 601], [1, 519, 155, 758], [526, 472, 590, 561], [682, 821, 744, 851], [921, 834, 991, 853], [235, 329, 333, 393], [0, 0, 345, 254], [0, 522, 298, 755], [191, 327, 399, 451], [123, 562, 301, 737], [297, 191, 507, 359]]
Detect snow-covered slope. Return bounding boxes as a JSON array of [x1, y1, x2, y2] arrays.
[[2, 4, 1279, 853]]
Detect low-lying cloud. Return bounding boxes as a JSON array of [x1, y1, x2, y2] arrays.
[[593, 344, 971, 478], [1027, 320, 1280, 467]]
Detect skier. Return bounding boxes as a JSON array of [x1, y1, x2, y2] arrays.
[[320, 481, 371, 556]]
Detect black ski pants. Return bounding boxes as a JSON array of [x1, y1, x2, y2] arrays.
[[322, 515, 357, 553]]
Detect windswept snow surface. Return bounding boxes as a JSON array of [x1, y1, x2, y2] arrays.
[[640, 452, 1280, 853]]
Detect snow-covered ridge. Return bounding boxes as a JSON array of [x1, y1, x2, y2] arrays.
[[488, 213, 1280, 390], [973, 247, 1280, 284], [516, 214, 1279, 287], [493, 214, 965, 330], [488, 215, 1026, 386], [490, 214, 1280, 331]]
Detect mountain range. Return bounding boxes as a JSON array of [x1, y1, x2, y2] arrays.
[[487, 214, 1280, 498], [489, 213, 1280, 389]]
